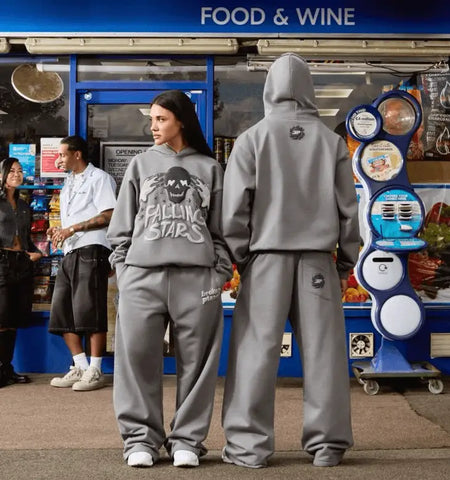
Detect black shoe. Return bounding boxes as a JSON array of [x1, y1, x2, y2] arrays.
[[10, 371, 31, 384], [0, 363, 31, 385], [0, 362, 8, 387]]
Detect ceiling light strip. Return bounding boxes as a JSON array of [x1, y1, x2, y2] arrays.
[[257, 39, 450, 58], [0, 38, 10, 53], [25, 37, 239, 54]]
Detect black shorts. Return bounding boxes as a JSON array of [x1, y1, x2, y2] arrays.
[[49, 245, 111, 335], [0, 249, 34, 329]]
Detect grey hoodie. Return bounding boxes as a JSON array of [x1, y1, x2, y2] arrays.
[[107, 143, 232, 282], [222, 53, 360, 277]]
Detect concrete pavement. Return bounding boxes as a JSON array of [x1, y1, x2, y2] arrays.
[[1, 375, 449, 480]]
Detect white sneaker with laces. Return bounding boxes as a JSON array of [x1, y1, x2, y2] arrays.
[[173, 450, 199, 467], [127, 452, 154, 467], [72, 365, 105, 391], [50, 366, 84, 388]]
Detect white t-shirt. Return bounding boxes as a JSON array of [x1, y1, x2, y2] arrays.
[[60, 163, 117, 254]]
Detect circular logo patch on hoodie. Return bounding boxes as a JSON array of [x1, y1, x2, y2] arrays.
[[290, 125, 305, 140], [312, 273, 325, 289]]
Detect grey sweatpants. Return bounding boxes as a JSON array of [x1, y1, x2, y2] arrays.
[[222, 251, 353, 467], [113, 265, 223, 461]]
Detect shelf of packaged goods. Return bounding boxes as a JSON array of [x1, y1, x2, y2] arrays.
[[18, 185, 62, 190]]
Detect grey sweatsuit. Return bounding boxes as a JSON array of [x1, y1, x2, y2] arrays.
[[221, 54, 360, 467], [107, 144, 232, 461]]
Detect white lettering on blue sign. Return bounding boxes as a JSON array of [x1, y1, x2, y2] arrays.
[[296, 8, 355, 25], [201, 7, 265, 25], [201, 6, 355, 26]]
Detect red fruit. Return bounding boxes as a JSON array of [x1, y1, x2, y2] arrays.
[[347, 275, 358, 288]]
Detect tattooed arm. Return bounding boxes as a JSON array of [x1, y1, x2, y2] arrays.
[[49, 209, 114, 245], [71, 209, 113, 233]]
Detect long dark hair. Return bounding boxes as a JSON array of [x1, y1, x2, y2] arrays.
[[0, 157, 21, 200], [151, 90, 214, 158]]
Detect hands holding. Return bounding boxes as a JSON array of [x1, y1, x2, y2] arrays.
[[26, 251, 43, 262], [46, 226, 75, 248]]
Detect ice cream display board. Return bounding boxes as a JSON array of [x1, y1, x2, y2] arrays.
[[347, 90, 426, 340], [346, 90, 443, 393]]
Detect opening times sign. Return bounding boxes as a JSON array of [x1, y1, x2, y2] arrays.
[[101, 142, 151, 189]]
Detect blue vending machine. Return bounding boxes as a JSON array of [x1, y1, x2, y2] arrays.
[[346, 91, 444, 395]]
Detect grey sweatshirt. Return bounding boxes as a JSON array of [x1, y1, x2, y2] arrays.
[[107, 144, 232, 282], [222, 53, 360, 277]]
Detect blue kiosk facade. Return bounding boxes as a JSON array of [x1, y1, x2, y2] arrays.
[[1, 1, 450, 382]]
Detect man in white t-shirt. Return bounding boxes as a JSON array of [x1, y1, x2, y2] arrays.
[[47, 135, 117, 391]]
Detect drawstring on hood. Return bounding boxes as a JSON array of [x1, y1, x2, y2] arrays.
[[263, 53, 318, 117]]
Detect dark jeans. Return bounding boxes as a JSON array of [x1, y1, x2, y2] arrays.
[[0, 250, 34, 328]]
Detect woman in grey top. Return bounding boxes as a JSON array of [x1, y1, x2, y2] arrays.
[[108, 90, 232, 469]]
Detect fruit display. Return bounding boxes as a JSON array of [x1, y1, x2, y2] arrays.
[[424, 201, 450, 231], [408, 202, 450, 299], [342, 272, 370, 303], [331, 248, 370, 303], [222, 264, 240, 298], [222, 263, 369, 303]]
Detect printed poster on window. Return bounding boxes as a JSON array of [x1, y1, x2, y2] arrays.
[[9, 143, 36, 183], [40, 137, 65, 177], [420, 73, 450, 160]]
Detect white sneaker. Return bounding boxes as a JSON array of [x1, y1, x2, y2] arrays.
[[127, 452, 154, 468], [72, 365, 105, 391], [50, 366, 84, 388], [173, 450, 199, 467]]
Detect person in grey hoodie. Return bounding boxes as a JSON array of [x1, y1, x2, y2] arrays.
[[221, 53, 360, 468], [107, 90, 232, 469]]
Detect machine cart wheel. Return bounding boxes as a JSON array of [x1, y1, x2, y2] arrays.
[[352, 361, 443, 395], [427, 378, 444, 395], [363, 379, 380, 396]]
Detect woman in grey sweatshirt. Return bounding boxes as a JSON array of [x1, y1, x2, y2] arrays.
[[107, 90, 232, 469]]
